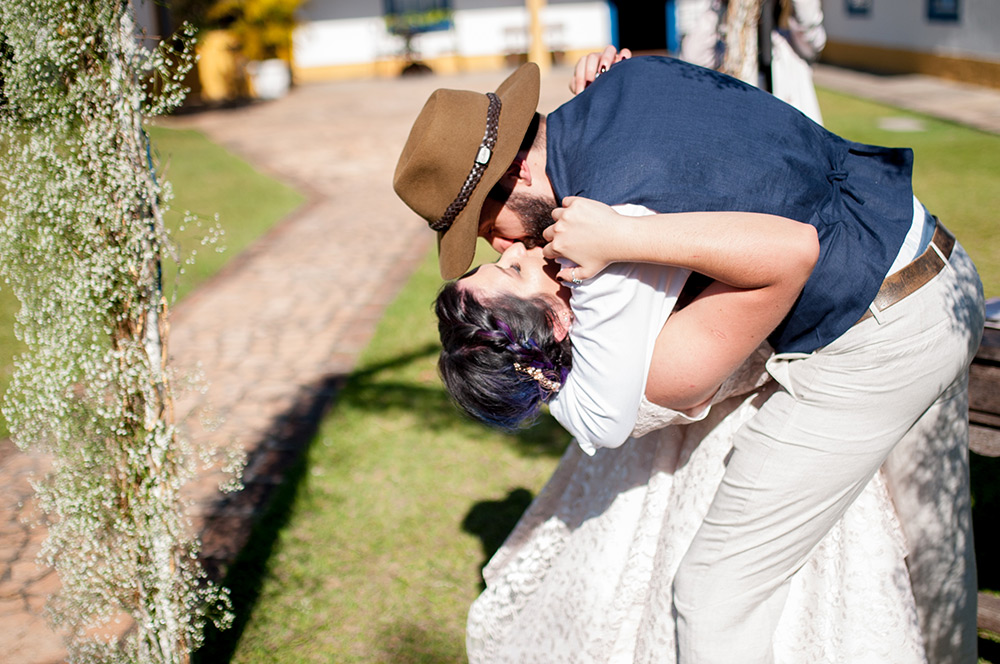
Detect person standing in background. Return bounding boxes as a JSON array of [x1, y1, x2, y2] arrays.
[[676, 0, 826, 123]]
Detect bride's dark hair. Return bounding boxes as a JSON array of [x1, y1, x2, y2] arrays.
[[435, 281, 572, 430]]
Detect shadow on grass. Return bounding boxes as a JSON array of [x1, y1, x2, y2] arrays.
[[195, 453, 309, 663], [377, 620, 466, 664], [193, 373, 342, 663], [192, 332, 1000, 662], [462, 488, 536, 590], [341, 341, 569, 458], [193, 341, 563, 661]]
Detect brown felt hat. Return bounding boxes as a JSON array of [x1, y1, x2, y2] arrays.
[[394, 64, 540, 280]]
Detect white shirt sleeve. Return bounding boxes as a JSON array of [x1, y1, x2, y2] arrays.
[[677, 0, 725, 69], [548, 205, 694, 454], [786, 0, 826, 63]]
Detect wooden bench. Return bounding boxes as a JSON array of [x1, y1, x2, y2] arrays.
[[971, 325, 1000, 457], [970, 324, 1000, 635]]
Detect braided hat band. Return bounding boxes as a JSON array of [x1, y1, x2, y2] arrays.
[[429, 92, 502, 233]]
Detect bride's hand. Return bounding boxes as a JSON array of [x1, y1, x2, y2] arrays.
[[542, 197, 625, 281], [569, 45, 632, 94]]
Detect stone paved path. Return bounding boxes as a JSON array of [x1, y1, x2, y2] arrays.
[[1, 62, 998, 662], [813, 64, 1000, 135]]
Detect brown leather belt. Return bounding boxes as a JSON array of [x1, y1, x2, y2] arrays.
[[857, 218, 955, 325]]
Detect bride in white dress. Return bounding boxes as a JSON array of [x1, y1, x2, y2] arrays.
[[436, 205, 932, 662], [465, 354, 925, 663]]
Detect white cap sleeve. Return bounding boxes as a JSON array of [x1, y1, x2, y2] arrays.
[[549, 205, 692, 454]]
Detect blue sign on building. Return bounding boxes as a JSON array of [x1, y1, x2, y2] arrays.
[[928, 0, 960, 22], [384, 0, 453, 35], [846, 0, 872, 17]]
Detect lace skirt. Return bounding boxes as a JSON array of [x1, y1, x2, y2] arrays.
[[467, 387, 926, 664]]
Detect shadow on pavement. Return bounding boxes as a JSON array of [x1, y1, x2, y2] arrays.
[[194, 373, 343, 663]]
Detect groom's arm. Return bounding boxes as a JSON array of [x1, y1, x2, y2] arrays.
[[543, 197, 818, 411], [620, 211, 817, 410], [646, 280, 783, 410]]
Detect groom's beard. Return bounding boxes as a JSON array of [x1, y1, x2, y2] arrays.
[[506, 193, 557, 248]]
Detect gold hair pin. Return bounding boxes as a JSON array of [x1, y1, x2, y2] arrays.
[[513, 362, 562, 392]]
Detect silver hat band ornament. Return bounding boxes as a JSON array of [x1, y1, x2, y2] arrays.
[[429, 92, 502, 232]]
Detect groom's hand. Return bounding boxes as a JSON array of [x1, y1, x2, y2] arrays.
[[543, 196, 624, 281], [570, 45, 632, 94]]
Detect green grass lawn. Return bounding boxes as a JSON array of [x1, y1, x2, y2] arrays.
[[0, 125, 305, 438], [203, 87, 1000, 663], [196, 243, 569, 664], [0, 289, 18, 431]]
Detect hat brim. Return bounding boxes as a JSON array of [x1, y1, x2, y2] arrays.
[[437, 63, 541, 280]]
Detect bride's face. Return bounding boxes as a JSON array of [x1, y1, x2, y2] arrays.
[[460, 243, 567, 305]]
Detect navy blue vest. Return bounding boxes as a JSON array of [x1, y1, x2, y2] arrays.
[[546, 56, 915, 353]]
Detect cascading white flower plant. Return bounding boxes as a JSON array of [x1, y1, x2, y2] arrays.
[[0, 2, 233, 662]]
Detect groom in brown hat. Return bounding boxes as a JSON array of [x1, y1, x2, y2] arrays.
[[393, 63, 542, 280], [393, 55, 983, 664]]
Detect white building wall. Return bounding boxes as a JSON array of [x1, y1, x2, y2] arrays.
[[295, 16, 400, 66], [822, 0, 1000, 61], [294, 0, 612, 70]]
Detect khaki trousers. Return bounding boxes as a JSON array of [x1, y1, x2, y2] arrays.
[[673, 243, 984, 664]]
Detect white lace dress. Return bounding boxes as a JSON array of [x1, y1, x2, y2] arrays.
[[466, 351, 928, 663]]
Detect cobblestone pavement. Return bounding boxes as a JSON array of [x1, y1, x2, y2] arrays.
[[1, 62, 998, 662]]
